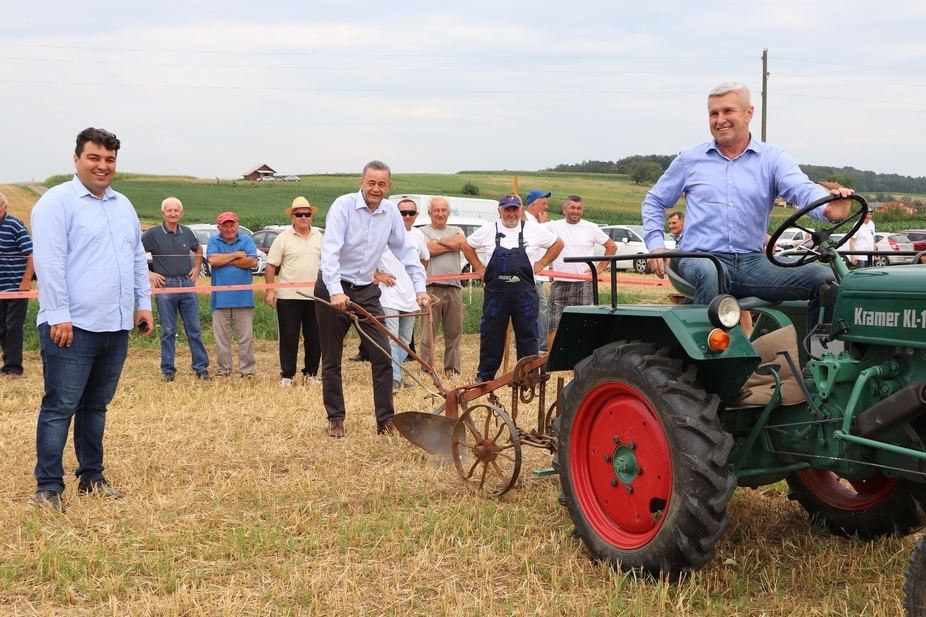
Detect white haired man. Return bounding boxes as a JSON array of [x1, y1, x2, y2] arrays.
[[642, 82, 855, 331]]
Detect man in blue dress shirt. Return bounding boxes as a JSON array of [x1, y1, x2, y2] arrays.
[[31, 127, 154, 513], [315, 161, 430, 438], [642, 82, 854, 329]]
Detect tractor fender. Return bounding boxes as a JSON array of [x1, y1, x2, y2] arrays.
[[548, 304, 762, 403]]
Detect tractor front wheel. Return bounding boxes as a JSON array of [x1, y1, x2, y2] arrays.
[[786, 468, 926, 539], [556, 341, 736, 578]]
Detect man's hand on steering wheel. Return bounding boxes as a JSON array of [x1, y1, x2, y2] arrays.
[[822, 187, 856, 222], [766, 192, 869, 268]]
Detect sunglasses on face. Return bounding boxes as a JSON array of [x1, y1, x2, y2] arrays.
[[399, 210, 418, 217], [293, 212, 312, 218]]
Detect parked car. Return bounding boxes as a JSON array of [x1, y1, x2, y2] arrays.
[[790, 232, 915, 266], [900, 230, 926, 253], [773, 227, 813, 253], [596, 225, 676, 274], [187, 223, 264, 277], [250, 226, 289, 256], [281, 175, 300, 182], [257, 176, 275, 182]]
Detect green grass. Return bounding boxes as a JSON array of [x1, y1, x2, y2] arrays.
[[42, 171, 926, 235]]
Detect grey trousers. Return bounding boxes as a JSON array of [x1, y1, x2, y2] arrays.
[[212, 307, 255, 376], [420, 285, 463, 373]]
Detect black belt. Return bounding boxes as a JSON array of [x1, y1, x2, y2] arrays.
[[341, 280, 372, 290]]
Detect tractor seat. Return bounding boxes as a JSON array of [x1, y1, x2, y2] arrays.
[[666, 260, 779, 310]]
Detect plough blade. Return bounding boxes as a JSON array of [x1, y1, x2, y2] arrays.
[[393, 411, 457, 460]]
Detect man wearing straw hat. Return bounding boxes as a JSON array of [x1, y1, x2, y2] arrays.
[[265, 197, 323, 387]]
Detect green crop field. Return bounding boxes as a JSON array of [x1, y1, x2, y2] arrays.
[[39, 171, 926, 235]]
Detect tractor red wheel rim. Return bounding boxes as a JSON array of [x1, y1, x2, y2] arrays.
[[796, 468, 897, 510], [569, 381, 672, 549]]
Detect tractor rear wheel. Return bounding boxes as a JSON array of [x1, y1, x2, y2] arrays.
[[786, 468, 926, 539], [556, 341, 736, 578], [905, 535, 926, 616]]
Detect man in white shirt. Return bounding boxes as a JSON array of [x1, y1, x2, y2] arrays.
[[849, 211, 876, 268], [524, 189, 552, 351], [462, 195, 563, 382], [377, 199, 429, 391], [546, 195, 617, 351]]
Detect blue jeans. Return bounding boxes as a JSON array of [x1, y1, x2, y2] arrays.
[[35, 323, 129, 492], [155, 277, 209, 375], [384, 307, 415, 383], [677, 253, 835, 333]]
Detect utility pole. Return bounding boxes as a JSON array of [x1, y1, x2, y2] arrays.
[[761, 48, 769, 142]]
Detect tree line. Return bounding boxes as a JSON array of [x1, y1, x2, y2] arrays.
[[545, 157, 926, 194]]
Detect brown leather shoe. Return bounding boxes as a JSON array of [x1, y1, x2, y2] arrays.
[[377, 420, 396, 436], [327, 419, 345, 439]]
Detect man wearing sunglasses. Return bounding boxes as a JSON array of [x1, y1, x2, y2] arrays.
[[265, 196, 324, 387], [376, 199, 429, 391]]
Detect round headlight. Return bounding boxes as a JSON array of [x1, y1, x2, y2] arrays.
[[707, 294, 741, 331]]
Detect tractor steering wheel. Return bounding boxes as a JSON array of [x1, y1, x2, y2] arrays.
[[766, 193, 869, 268]]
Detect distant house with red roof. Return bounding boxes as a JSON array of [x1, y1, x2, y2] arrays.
[[242, 164, 276, 181]]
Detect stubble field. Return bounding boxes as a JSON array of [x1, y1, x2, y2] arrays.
[[2, 174, 925, 615], [0, 326, 920, 616]]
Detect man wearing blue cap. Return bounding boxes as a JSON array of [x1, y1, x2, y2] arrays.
[[524, 190, 552, 352], [462, 195, 562, 382]]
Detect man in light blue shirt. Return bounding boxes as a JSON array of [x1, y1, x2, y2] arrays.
[[315, 160, 430, 438], [31, 127, 153, 513], [642, 82, 854, 329]]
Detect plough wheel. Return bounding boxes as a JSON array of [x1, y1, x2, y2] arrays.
[[451, 403, 522, 497]]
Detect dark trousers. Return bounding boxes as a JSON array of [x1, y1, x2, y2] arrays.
[[315, 277, 394, 426], [476, 287, 539, 382], [0, 298, 28, 375], [276, 298, 321, 378]]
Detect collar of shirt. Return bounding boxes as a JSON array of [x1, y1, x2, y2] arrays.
[[71, 174, 117, 201]]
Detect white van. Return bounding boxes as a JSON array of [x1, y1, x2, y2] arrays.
[[389, 194, 499, 227], [413, 215, 492, 275]]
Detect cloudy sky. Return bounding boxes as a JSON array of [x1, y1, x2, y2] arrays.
[[3, 1, 925, 183]]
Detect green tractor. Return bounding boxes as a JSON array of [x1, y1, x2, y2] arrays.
[[548, 194, 926, 581]]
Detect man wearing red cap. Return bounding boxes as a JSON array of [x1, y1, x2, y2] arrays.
[[208, 212, 259, 377]]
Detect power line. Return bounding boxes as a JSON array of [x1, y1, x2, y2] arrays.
[[0, 78, 709, 95], [775, 72, 926, 89], [0, 56, 747, 75], [775, 92, 926, 107], [0, 42, 754, 61], [775, 56, 926, 74]]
